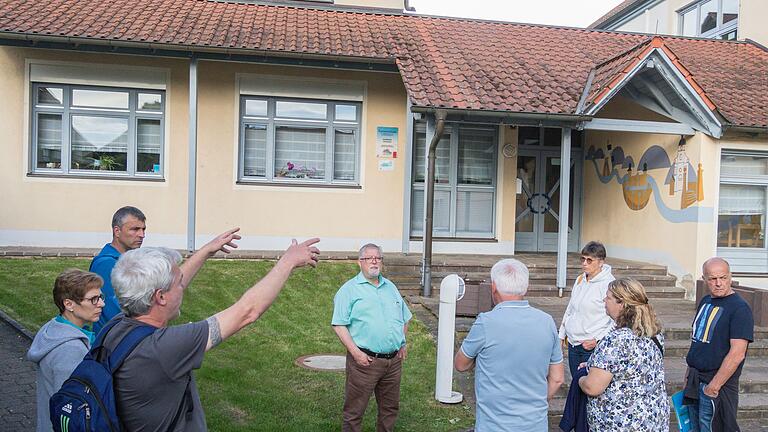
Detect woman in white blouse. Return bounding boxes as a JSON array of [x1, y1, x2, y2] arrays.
[[559, 241, 615, 378]]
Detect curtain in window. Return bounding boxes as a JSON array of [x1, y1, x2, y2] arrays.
[[456, 191, 494, 233], [458, 128, 494, 185], [721, 154, 768, 176], [71, 116, 128, 171], [243, 124, 267, 177], [274, 127, 325, 179], [37, 114, 62, 150], [137, 119, 161, 173], [410, 189, 451, 232], [334, 129, 356, 181], [719, 184, 765, 215], [413, 131, 450, 183]]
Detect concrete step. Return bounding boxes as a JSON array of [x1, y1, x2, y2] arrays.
[[552, 357, 768, 398], [397, 282, 686, 300], [663, 339, 768, 358]]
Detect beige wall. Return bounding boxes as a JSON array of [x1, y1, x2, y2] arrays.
[[194, 61, 408, 251], [0, 47, 411, 251], [581, 129, 716, 295], [613, 0, 767, 45], [0, 47, 190, 248]]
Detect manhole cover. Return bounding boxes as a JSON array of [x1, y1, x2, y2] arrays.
[[295, 354, 346, 371]]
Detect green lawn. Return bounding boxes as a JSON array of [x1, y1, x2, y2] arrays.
[[0, 257, 474, 431]]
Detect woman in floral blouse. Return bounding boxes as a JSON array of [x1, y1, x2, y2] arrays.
[[578, 278, 669, 431]]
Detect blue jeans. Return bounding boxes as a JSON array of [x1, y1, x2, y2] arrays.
[[689, 382, 715, 432], [567, 343, 594, 379]]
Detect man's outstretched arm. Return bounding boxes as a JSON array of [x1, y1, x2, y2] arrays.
[[205, 238, 320, 351], [180, 227, 242, 290]]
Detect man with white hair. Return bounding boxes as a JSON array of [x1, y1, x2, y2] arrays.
[[104, 238, 320, 431], [332, 243, 412, 432], [455, 258, 564, 431]]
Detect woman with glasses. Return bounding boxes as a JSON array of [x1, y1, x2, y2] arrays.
[[27, 268, 105, 432], [558, 241, 615, 378], [578, 278, 669, 431]]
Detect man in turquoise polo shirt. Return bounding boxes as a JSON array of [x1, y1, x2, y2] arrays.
[[332, 243, 412, 432], [455, 258, 565, 431]]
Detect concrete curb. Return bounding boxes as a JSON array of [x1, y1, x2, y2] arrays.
[[0, 308, 34, 341]]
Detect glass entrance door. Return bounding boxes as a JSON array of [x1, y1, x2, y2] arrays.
[[515, 149, 581, 252]]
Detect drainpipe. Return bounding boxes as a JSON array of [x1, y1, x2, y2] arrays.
[[187, 57, 198, 252], [422, 110, 447, 297]]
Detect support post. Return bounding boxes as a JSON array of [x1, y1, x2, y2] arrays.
[[556, 128, 572, 296], [187, 57, 198, 252], [421, 110, 446, 297]]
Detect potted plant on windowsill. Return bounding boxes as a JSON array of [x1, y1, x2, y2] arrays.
[[275, 161, 318, 179], [90, 155, 122, 171]]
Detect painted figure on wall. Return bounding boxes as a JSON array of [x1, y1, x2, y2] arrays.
[[585, 136, 710, 223]]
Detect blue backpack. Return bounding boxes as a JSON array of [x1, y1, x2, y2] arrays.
[[49, 319, 155, 432]]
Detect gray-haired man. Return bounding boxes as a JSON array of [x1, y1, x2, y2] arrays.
[[104, 238, 320, 431], [455, 258, 564, 431]]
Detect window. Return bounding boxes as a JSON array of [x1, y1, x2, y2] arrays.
[[679, 0, 738, 39], [717, 152, 768, 249], [239, 97, 361, 185], [410, 123, 498, 238], [31, 84, 164, 177]]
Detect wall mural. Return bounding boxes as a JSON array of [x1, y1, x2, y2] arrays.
[[585, 139, 712, 223]]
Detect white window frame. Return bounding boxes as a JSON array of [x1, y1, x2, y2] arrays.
[[30, 83, 165, 179], [238, 96, 362, 186], [678, 0, 738, 39]]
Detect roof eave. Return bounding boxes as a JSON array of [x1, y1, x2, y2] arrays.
[[0, 32, 400, 72]]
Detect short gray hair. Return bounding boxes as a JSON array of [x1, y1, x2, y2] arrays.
[[111, 206, 146, 229], [702, 257, 731, 276], [490, 258, 529, 296], [112, 247, 181, 317], [358, 243, 382, 258]]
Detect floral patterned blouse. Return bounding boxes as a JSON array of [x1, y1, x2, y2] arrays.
[[587, 327, 669, 431]]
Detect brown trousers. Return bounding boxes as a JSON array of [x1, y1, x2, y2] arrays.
[[342, 352, 403, 432]]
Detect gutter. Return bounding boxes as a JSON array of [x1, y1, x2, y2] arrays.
[[421, 109, 447, 297], [0, 32, 399, 72], [410, 105, 592, 123]]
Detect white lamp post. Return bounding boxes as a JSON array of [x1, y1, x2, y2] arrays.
[[435, 274, 465, 404]]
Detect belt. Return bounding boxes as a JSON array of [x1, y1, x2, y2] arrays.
[[359, 347, 398, 359]]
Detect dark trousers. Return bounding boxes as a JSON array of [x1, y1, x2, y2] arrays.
[[567, 343, 594, 379], [342, 352, 402, 432]]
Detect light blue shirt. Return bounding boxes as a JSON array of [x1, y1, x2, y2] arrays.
[[460, 300, 563, 432], [332, 272, 412, 354]]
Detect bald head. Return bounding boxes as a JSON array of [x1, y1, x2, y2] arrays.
[[702, 257, 733, 298], [703, 257, 730, 276]]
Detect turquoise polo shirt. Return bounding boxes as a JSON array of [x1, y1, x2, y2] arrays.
[[460, 300, 563, 432], [332, 272, 412, 354]]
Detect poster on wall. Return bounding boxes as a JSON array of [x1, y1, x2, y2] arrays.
[[376, 127, 398, 158], [378, 160, 395, 171]]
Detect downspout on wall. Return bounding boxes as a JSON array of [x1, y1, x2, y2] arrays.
[[422, 109, 447, 296]]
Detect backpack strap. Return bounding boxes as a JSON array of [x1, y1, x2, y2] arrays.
[[106, 324, 157, 373], [651, 335, 664, 356]]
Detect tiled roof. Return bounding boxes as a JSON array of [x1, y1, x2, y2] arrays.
[[588, 0, 645, 29], [1, 0, 766, 128]]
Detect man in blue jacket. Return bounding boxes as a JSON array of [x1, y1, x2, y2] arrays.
[[91, 206, 241, 334]]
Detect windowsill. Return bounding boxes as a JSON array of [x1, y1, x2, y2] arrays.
[[236, 180, 361, 189], [409, 236, 498, 243], [27, 172, 165, 182]]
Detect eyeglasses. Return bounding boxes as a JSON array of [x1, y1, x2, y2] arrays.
[[359, 256, 383, 263], [580, 256, 596, 264], [81, 293, 105, 306]]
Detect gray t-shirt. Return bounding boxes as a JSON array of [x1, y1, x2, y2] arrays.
[[103, 317, 209, 432]]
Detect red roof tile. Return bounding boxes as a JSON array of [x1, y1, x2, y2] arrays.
[[0, 0, 766, 128]]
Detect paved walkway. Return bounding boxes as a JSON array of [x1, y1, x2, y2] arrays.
[[0, 318, 35, 430]]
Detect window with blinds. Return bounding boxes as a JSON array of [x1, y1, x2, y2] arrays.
[[239, 97, 361, 185], [31, 84, 164, 177], [717, 152, 768, 249]]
